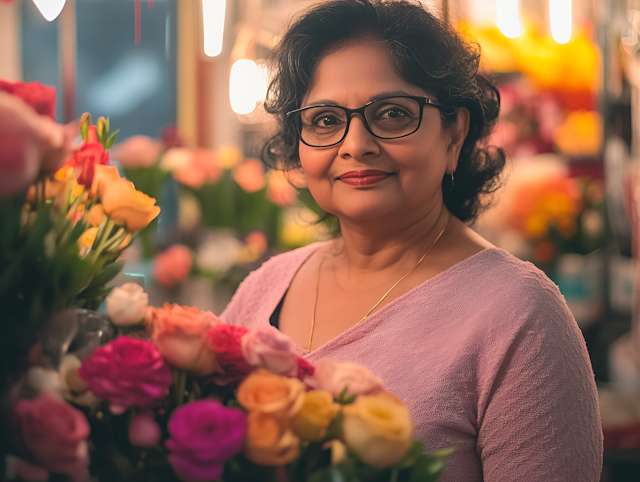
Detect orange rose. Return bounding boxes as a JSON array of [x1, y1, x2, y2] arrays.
[[78, 227, 99, 256], [147, 303, 221, 376], [153, 245, 193, 288], [233, 158, 265, 193], [100, 177, 160, 232], [236, 369, 305, 420], [243, 412, 299, 466], [90, 164, 121, 198], [87, 204, 106, 226]]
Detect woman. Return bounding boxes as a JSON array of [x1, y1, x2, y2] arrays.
[[220, 0, 603, 480]]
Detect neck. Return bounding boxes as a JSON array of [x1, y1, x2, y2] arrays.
[[329, 202, 450, 275]]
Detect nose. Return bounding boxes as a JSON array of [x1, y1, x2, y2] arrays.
[[337, 114, 380, 159]]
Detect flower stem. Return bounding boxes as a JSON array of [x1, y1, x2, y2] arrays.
[[175, 370, 187, 407]]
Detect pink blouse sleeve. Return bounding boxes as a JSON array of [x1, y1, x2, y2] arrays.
[[476, 288, 603, 481]]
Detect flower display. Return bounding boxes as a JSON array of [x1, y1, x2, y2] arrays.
[[146, 303, 220, 375], [106, 282, 149, 326], [78, 336, 172, 414], [165, 400, 246, 481], [342, 395, 413, 468], [206, 323, 253, 382], [12, 394, 90, 477], [153, 245, 194, 288]]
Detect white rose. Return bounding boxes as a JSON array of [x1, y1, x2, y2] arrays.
[[106, 283, 149, 326]]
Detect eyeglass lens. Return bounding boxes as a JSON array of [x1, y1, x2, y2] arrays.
[[296, 97, 422, 147]]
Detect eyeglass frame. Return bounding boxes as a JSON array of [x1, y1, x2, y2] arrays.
[[286, 95, 444, 148]]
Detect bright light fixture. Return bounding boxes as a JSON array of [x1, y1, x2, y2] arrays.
[[202, 0, 226, 57], [549, 0, 572, 45], [32, 0, 66, 22], [496, 0, 521, 39], [229, 59, 269, 115]]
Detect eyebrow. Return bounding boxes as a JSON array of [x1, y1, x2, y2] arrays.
[[303, 90, 418, 108]]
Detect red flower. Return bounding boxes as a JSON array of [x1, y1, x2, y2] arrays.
[[206, 324, 253, 385], [63, 125, 110, 187], [0, 80, 56, 120]]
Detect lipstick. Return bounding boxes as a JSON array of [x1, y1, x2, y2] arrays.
[[337, 170, 392, 187]]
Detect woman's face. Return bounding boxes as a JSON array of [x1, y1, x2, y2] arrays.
[[298, 40, 469, 224]]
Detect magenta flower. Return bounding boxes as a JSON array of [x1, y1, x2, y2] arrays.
[[166, 400, 246, 481], [78, 336, 172, 414]]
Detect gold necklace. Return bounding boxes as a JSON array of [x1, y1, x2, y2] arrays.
[[308, 219, 448, 351]]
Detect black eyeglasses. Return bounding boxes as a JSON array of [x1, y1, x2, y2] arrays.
[[286, 95, 443, 148]]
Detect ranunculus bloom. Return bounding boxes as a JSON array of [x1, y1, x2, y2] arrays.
[[243, 411, 299, 466], [236, 369, 305, 420], [153, 245, 193, 288], [290, 390, 340, 442], [59, 354, 101, 409], [206, 324, 253, 384], [233, 158, 265, 192], [106, 283, 149, 326], [311, 360, 384, 399], [13, 394, 90, 477], [241, 324, 298, 376], [112, 135, 163, 168], [297, 357, 316, 381], [78, 336, 172, 414], [0, 91, 73, 197], [100, 177, 161, 232], [129, 410, 162, 447], [341, 395, 413, 468], [147, 303, 221, 375], [90, 164, 121, 198], [165, 400, 246, 481], [63, 125, 110, 187]]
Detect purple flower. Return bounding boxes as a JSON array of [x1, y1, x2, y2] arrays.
[[78, 336, 172, 414], [166, 400, 247, 481]]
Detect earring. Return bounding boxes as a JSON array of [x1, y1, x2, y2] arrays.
[[451, 172, 455, 186]]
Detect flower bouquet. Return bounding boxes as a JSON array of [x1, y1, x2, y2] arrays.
[[0, 80, 162, 394], [8, 282, 452, 481]]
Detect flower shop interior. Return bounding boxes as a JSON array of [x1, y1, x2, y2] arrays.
[[2, 0, 640, 480]]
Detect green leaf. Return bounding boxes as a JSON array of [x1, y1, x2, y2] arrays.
[[105, 130, 120, 150], [397, 440, 426, 469], [89, 260, 125, 288], [337, 386, 355, 405]]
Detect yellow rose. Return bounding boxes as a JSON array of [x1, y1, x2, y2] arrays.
[[342, 395, 413, 468], [236, 369, 305, 420], [290, 390, 340, 441], [244, 412, 299, 466], [101, 177, 160, 232]]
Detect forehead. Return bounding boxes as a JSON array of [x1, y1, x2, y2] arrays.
[[304, 40, 426, 106]]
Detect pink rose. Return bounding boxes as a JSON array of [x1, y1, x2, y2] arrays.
[[147, 303, 221, 375], [12, 394, 90, 478], [129, 409, 162, 447], [112, 135, 163, 168], [0, 91, 74, 197], [78, 336, 172, 414], [241, 324, 298, 376], [310, 360, 384, 399], [153, 245, 193, 288]]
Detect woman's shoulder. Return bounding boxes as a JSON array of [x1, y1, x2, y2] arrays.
[[218, 242, 327, 324]]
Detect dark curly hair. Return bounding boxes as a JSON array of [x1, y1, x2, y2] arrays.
[[262, 0, 505, 223]]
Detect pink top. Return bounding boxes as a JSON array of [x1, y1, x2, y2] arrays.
[[220, 243, 603, 481]]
